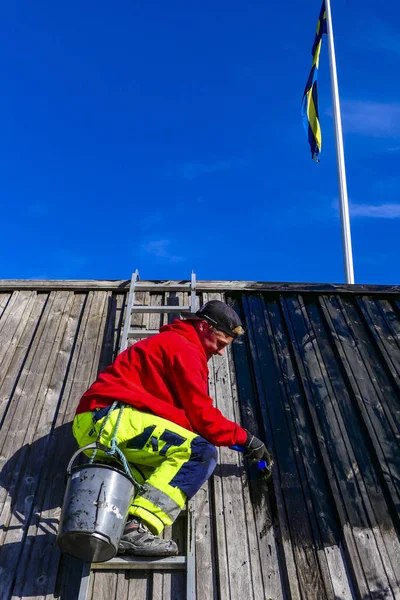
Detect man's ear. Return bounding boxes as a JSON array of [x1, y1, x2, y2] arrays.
[[198, 320, 209, 332]]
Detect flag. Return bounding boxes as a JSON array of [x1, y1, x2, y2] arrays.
[[301, 2, 327, 161]]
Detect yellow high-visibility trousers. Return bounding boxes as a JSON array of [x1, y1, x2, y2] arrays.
[[72, 406, 217, 534]]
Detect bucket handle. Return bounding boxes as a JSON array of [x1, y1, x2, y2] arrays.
[[67, 442, 116, 475]]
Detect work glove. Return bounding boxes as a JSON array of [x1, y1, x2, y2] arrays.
[[243, 430, 272, 465]]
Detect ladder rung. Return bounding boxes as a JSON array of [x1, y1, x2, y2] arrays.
[[131, 305, 191, 313], [92, 555, 187, 570], [128, 329, 160, 338], [134, 283, 192, 292]]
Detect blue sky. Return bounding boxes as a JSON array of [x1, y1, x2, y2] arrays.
[[2, 1, 400, 284]]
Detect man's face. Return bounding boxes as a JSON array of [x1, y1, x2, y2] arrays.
[[196, 321, 234, 359]]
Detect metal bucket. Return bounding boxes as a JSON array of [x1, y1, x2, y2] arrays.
[[57, 443, 136, 563]]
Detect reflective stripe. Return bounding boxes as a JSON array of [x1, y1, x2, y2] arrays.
[[136, 483, 182, 521]]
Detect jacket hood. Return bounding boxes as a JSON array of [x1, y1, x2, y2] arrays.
[[159, 319, 205, 355]]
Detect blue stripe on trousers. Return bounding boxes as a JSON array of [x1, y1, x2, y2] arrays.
[[169, 437, 217, 499]]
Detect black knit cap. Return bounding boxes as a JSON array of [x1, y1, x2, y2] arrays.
[[182, 300, 244, 338]]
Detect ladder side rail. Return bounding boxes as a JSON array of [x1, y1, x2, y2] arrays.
[[186, 500, 196, 600], [120, 269, 139, 352], [190, 271, 197, 312]]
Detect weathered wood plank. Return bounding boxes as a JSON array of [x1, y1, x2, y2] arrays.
[[0, 279, 133, 291], [350, 298, 400, 437], [230, 298, 285, 600], [97, 292, 123, 372], [113, 293, 126, 357], [322, 296, 400, 518], [226, 331, 281, 600], [280, 294, 369, 599], [317, 298, 400, 536], [49, 291, 96, 427], [228, 330, 284, 600], [206, 291, 281, 600], [0, 290, 37, 373], [0, 291, 105, 598], [264, 296, 344, 600], [127, 290, 149, 345], [165, 288, 196, 326], [0, 292, 11, 321], [0, 290, 58, 453], [320, 296, 400, 596], [67, 291, 110, 403], [170, 571, 186, 600], [285, 294, 398, 599], [9, 293, 84, 599], [88, 291, 113, 384], [193, 482, 217, 600], [54, 553, 87, 600], [212, 349, 255, 600], [13, 291, 111, 599], [243, 294, 328, 600], [358, 298, 400, 383], [378, 299, 400, 347], [0, 291, 38, 379], [151, 570, 185, 600], [126, 571, 151, 600], [1, 279, 400, 295], [0, 293, 48, 427], [203, 296, 231, 600], [0, 289, 19, 335], [305, 295, 400, 597], [306, 298, 398, 598], [148, 292, 164, 331], [235, 294, 299, 600], [91, 570, 118, 600], [208, 291, 255, 600], [84, 563, 96, 600], [191, 291, 217, 600], [150, 516, 186, 599], [324, 544, 355, 600], [115, 570, 128, 600], [0, 291, 75, 598], [152, 572, 167, 600], [0, 292, 63, 486]]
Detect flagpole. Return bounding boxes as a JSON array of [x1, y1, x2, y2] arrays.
[[324, 0, 355, 284]]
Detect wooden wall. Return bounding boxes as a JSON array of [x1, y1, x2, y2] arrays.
[[0, 284, 399, 599]]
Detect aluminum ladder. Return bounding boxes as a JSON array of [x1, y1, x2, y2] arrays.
[[78, 270, 198, 600], [120, 269, 197, 348]]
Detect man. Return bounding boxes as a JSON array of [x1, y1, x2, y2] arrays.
[[73, 300, 271, 557]]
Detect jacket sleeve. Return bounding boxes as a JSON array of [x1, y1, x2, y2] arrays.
[[170, 351, 247, 447]]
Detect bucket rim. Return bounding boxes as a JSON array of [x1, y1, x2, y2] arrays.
[[70, 462, 134, 482]]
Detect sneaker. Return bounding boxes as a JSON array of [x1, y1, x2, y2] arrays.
[[118, 518, 179, 557]]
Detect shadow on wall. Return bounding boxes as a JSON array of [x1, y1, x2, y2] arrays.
[[0, 420, 274, 599], [0, 420, 255, 598], [0, 293, 125, 599], [0, 422, 83, 599], [1, 420, 393, 600]]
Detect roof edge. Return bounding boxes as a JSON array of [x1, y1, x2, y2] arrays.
[[1, 279, 400, 295]]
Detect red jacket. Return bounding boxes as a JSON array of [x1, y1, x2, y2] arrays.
[[76, 319, 247, 447]]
